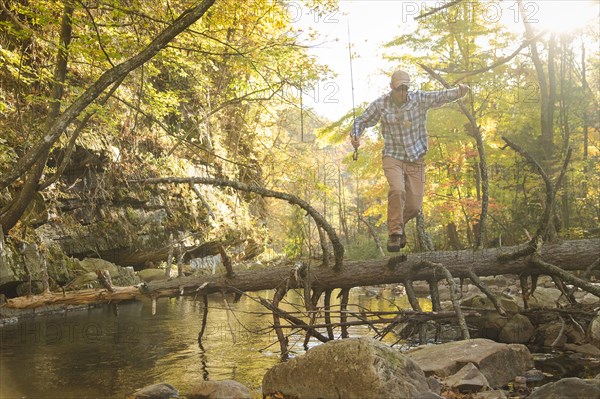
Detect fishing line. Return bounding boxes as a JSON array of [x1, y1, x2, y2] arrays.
[[347, 17, 358, 161]]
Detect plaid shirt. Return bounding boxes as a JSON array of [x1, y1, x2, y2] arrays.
[[352, 87, 464, 162]]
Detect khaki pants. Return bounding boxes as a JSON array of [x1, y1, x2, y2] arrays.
[[382, 156, 425, 236]]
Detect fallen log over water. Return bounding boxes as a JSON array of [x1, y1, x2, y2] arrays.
[[3, 239, 600, 309], [2, 238, 598, 310]]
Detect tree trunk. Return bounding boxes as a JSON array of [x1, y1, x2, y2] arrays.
[[581, 41, 589, 197], [1, 2, 74, 232], [518, 0, 555, 159], [4, 239, 598, 310], [415, 210, 434, 251], [446, 222, 463, 250]]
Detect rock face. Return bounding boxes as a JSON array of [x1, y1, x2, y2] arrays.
[[407, 338, 533, 388], [262, 337, 430, 399], [130, 383, 179, 399], [186, 380, 251, 399], [527, 377, 600, 399], [78, 257, 139, 286]]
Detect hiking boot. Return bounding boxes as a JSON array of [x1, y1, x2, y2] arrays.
[[387, 233, 406, 252]]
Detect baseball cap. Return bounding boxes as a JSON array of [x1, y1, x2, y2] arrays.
[[391, 70, 411, 89]]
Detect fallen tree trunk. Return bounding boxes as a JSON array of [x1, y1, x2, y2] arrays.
[[2, 286, 141, 309], [2, 239, 598, 310]]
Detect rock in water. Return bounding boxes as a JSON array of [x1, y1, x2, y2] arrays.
[[130, 383, 179, 399], [498, 314, 535, 344], [407, 338, 533, 388], [527, 377, 600, 399], [262, 337, 429, 399], [186, 380, 251, 399]]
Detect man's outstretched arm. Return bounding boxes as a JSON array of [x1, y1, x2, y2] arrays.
[[421, 84, 470, 108]]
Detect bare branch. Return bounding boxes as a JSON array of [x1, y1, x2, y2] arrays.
[[531, 254, 600, 298], [419, 260, 470, 339], [454, 31, 547, 82], [78, 0, 115, 67]]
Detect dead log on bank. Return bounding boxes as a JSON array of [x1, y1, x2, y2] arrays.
[[3, 238, 598, 310]]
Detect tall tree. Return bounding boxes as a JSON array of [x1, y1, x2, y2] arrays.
[[517, 0, 556, 159]]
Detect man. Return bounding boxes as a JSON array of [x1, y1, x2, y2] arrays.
[[351, 70, 469, 252]]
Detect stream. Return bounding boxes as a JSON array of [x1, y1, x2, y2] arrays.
[[0, 288, 420, 399], [1, 288, 598, 398]]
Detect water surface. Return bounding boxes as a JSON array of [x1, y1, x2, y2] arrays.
[[0, 288, 414, 398]]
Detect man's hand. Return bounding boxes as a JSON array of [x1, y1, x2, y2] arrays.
[[350, 135, 360, 149]]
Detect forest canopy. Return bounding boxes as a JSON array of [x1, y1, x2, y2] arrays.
[[0, 0, 598, 263]]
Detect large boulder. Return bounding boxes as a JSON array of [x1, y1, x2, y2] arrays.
[[525, 287, 568, 308], [407, 338, 533, 388], [479, 311, 509, 341], [589, 314, 600, 347], [460, 293, 520, 313], [536, 321, 567, 348], [262, 337, 430, 399], [498, 314, 535, 344], [137, 268, 167, 282], [527, 377, 600, 399]]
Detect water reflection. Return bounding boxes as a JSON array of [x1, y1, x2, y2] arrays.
[[0, 287, 423, 398], [2, 286, 598, 398]]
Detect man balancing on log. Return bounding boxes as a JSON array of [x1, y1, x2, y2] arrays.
[[350, 69, 469, 252]]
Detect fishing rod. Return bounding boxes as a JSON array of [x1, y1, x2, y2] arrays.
[[347, 17, 358, 161]]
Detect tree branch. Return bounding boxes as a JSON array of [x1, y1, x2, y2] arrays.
[[414, 0, 464, 20], [531, 254, 600, 298], [419, 260, 470, 339], [501, 137, 571, 242], [454, 31, 547, 81]]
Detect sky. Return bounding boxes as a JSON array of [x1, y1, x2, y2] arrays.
[[291, 0, 600, 121]]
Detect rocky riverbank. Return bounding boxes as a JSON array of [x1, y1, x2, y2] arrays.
[[124, 273, 599, 398], [129, 337, 600, 398]]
